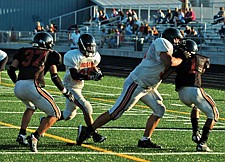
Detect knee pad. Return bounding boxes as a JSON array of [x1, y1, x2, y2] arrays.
[[152, 104, 166, 118], [63, 110, 77, 121]]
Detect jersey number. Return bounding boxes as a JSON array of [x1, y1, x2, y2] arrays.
[[22, 49, 47, 67]]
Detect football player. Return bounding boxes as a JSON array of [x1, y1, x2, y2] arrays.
[[0, 49, 8, 84], [173, 39, 219, 151], [76, 27, 183, 147], [55, 33, 106, 143], [7, 32, 74, 152]]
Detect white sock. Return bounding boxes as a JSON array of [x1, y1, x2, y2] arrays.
[[140, 136, 150, 141]]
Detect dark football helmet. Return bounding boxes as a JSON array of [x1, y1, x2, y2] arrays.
[[162, 27, 183, 45], [184, 39, 198, 54], [78, 33, 96, 57], [32, 32, 54, 49]]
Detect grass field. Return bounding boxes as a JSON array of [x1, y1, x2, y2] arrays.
[[0, 71, 225, 162]]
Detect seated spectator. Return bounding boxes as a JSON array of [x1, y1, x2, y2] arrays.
[[184, 25, 191, 37], [184, 8, 196, 24], [162, 9, 173, 24], [111, 8, 118, 18], [99, 10, 109, 24], [132, 15, 141, 34], [219, 17, 225, 38], [47, 23, 57, 33], [175, 9, 185, 26], [151, 26, 159, 37], [92, 9, 100, 23], [170, 7, 179, 24], [34, 21, 45, 33], [153, 9, 165, 24], [213, 7, 225, 24], [190, 26, 198, 37]]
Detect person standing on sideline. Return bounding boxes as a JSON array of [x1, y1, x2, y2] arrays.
[[56, 33, 105, 143], [166, 39, 219, 152], [7, 32, 74, 152], [76, 28, 184, 148], [70, 27, 81, 50]]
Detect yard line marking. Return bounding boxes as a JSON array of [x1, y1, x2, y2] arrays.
[[0, 151, 224, 155], [0, 121, 150, 162]]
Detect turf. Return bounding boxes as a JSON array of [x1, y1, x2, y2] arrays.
[[0, 71, 225, 162]]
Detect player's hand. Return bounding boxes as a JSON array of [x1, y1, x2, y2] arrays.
[[183, 51, 191, 58], [89, 71, 103, 81], [62, 89, 74, 102]]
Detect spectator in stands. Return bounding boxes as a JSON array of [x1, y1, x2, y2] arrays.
[[151, 26, 159, 37], [92, 9, 100, 23], [170, 7, 179, 24], [118, 10, 125, 21], [69, 27, 80, 50], [213, 7, 225, 24], [162, 9, 173, 24], [190, 26, 198, 37], [184, 8, 196, 24], [184, 8, 189, 18], [33, 21, 45, 33], [184, 25, 191, 37], [153, 9, 165, 24], [219, 17, 225, 38], [47, 23, 57, 34], [111, 8, 118, 18], [132, 15, 141, 34], [142, 22, 152, 37], [99, 10, 109, 24], [175, 9, 185, 26]]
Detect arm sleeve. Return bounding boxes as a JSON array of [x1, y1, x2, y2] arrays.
[[7, 66, 17, 83], [51, 73, 65, 91]]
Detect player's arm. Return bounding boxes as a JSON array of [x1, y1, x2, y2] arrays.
[[49, 65, 74, 101], [160, 52, 182, 69], [69, 68, 89, 80], [7, 59, 19, 83]]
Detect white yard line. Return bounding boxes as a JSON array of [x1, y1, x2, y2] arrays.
[[0, 151, 225, 155]]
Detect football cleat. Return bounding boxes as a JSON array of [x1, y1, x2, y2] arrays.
[[27, 134, 38, 152], [16, 134, 28, 146], [137, 139, 162, 149], [192, 131, 201, 143], [76, 125, 90, 146], [92, 131, 106, 143], [196, 142, 212, 152]]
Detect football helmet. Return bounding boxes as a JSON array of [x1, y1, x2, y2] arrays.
[[162, 27, 183, 45], [32, 32, 54, 49], [184, 39, 198, 54], [78, 33, 96, 57]]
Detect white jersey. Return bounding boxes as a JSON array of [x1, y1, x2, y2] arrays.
[[63, 49, 101, 89], [0, 50, 7, 61], [130, 38, 173, 88]]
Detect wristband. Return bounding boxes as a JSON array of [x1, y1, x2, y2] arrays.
[[61, 88, 67, 94]]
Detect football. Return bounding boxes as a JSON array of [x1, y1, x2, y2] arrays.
[[79, 67, 99, 76]]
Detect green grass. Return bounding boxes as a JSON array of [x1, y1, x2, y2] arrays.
[[0, 71, 225, 162]]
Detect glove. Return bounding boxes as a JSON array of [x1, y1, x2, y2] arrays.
[[183, 51, 191, 58], [62, 88, 74, 102], [89, 70, 103, 81]]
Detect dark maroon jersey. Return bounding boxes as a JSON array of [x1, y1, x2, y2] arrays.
[[13, 47, 62, 87], [175, 54, 210, 91]]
